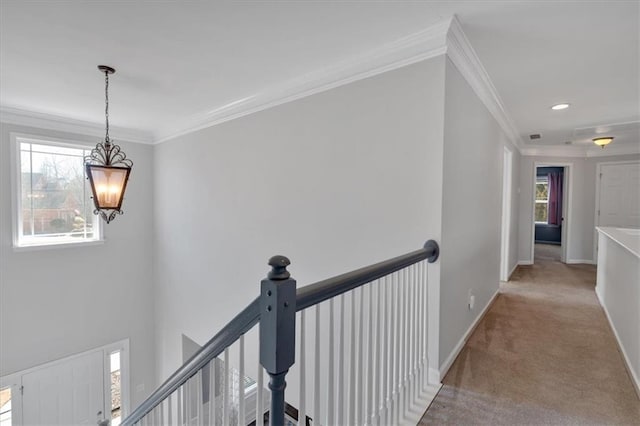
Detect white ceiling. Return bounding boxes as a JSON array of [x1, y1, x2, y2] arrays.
[[1, 1, 638, 149]]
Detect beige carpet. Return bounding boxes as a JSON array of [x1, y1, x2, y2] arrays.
[[420, 259, 640, 425], [535, 243, 561, 262]]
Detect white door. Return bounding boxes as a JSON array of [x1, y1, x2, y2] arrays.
[[598, 162, 640, 228], [21, 350, 105, 426]]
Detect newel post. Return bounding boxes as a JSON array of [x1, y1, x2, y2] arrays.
[[260, 255, 296, 426]]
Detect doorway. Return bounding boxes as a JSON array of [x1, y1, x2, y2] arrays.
[[531, 163, 572, 263]]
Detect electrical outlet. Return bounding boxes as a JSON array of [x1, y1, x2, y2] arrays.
[[468, 289, 475, 310]]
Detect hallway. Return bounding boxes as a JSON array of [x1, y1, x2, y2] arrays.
[[420, 258, 640, 424]]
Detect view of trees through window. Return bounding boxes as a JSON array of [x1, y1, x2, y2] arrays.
[[19, 141, 97, 245], [535, 178, 549, 223]]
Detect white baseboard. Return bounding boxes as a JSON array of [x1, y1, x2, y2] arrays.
[[566, 259, 596, 265], [428, 367, 441, 386], [596, 291, 640, 399], [401, 383, 442, 426], [518, 260, 533, 266], [439, 288, 500, 381], [508, 262, 519, 280]]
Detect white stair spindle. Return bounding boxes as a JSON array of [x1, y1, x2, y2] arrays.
[[314, 305, 321, 426], [357, 286, 365, 425], [196, 370, 203, 426], [223, 348, 230, 426], [393, 271, 401, 425], [177, 386, 183, 426], [336, 294, 345, 425], [299, 311, 306, 426], [366, 283, 374, 425], [256, 364, 263, 426], [210, 359, 217, 426], [404, 267, 411, 417], [382, 275, 390, 424], [186, 376, 192, 426], [326, 298, 335, 425], [239, 335, 245, 426], [374, 277, 382, 425], [348, 290, 356, 426], [168, 392, 173, 426]]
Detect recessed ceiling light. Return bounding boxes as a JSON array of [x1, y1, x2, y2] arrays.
[[551, 103, 570, 110]]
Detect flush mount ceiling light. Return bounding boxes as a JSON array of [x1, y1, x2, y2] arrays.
[[85, 65, 133, 224], [551, 103, 570, 110], [593, 136, 614, 149]]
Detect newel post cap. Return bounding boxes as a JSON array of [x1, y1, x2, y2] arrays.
[[268, 255, 291, 280]]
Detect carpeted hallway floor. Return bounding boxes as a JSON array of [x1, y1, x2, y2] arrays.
[[420, 256, 640, 425]]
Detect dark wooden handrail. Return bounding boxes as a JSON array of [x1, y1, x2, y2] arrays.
[[296, 240, 439, 311]]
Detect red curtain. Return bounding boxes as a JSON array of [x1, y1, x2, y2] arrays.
[[547, 172, 563, 225]]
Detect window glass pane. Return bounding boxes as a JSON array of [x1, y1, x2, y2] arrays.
[[535, 202, 548, 223], [0, 387, 11, 426], [110, 352, 121, 425], [17, 139, 98, 246], [535, 182, 548, 201]]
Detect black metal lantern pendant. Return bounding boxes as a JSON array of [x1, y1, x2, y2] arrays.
[[85, 65, 133, 224]]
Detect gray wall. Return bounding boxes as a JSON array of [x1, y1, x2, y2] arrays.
[[518, 153, 640, 263], [438, 58, 514, 370], [153, 56, 447, 393], [0, 123, 156, 408]]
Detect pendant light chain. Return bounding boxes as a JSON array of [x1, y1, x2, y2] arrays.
[[104, 69, 110, 145]]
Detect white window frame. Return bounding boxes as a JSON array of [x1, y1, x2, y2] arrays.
[[10, 133, 104, 250], [534, 176, 549, 224]]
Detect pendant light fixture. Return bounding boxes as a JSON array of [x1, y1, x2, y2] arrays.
[[85, 65, 133, 224], [593, 136, 614, 149]]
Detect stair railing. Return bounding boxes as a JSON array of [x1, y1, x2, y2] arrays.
[[121, 240, 439, 426]]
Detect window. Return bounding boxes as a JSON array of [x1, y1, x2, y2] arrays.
[[535, 177, 549, 223], [14, 136, 101, 248], [110, 351, 122, 426], [0, 387, 11, 426]]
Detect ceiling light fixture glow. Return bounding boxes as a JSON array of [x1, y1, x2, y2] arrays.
[[551, 103, 570, 110], [592, 136, 614, 149]]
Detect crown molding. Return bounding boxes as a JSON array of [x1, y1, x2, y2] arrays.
[[154, 19, 452, 143], [521, 144, 588, 158], [444, 16, 524, 151], [521, 142, 640, 158], [0, 106, 154, 144]]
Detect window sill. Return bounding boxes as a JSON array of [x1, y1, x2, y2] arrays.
[[13, 239, 105, 252]]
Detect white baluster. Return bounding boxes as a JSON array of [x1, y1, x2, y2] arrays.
[[414, 263, 420, 400], [366, 283, 374, 425], [374, 277, 382, 425], [197, 370, 203, 426], [299, 311, 306, 426], [314, 305, 321, 426], [337, 294, 345, 426], [404, 267, 410, 417], [348, 290, 356, 426], [357, 286, 365, 425], [381, 275, 390, 425], [326, 298, 335, 425], [210, 359, 217, 426], [177, 386, 183, 426], [239, 335, 245, 426], [186, 376, 192, 426], [223, 348, 230, 426], [168, 392, 173, 426], [393, 271, 400, 426], [256, 364, 263, 426]]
